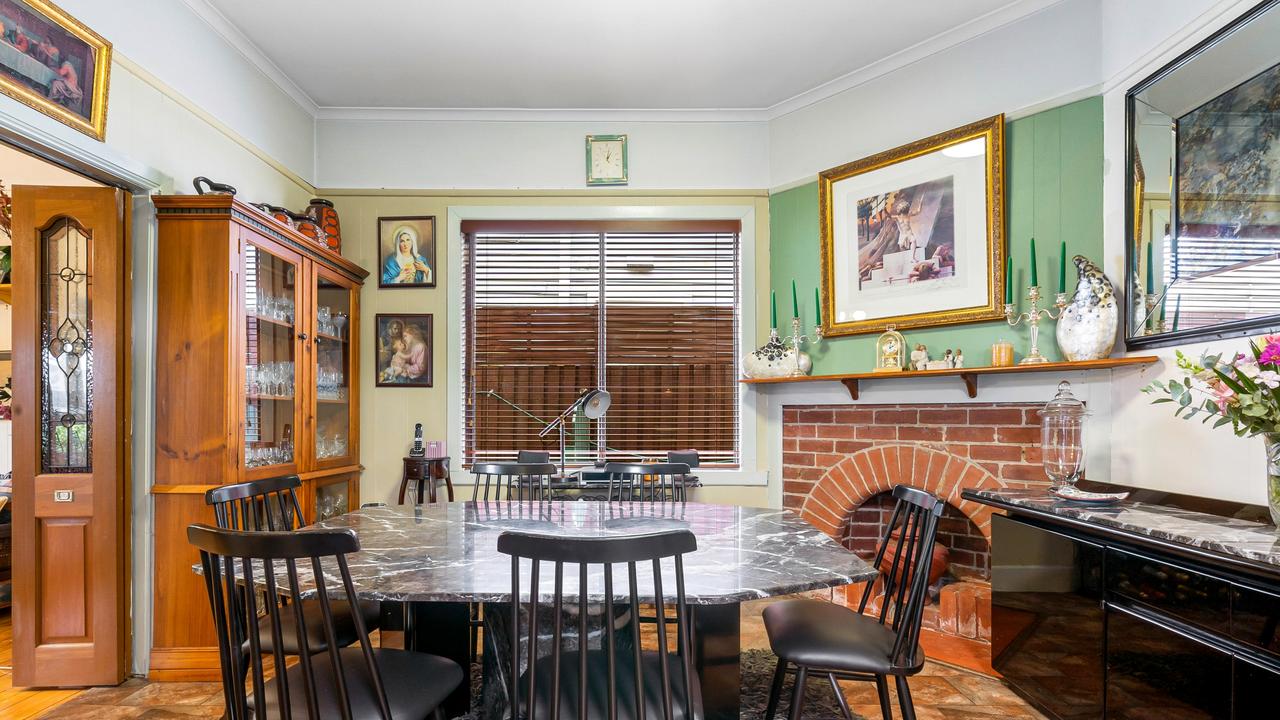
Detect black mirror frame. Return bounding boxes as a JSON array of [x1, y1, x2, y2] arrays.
[[1124, 0, 1280, 351]]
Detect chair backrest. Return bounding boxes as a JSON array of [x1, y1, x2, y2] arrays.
[[856, 484, 944, 671], [605, 462, 692, 502], [497, 529, 699, 720], [188, 523, 388, 720], [517, 450, 552, 464], [472, 462, 559, 501], [205, 475, 304, 531], [666, 450, 700, 469]]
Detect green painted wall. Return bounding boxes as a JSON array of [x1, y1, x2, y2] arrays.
[[769, 96, 1104, 372]]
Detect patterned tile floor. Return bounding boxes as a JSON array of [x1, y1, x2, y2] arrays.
[[10, 599, 1048, 719]]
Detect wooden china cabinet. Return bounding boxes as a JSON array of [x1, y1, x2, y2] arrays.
[[149, 195, 368, 679]]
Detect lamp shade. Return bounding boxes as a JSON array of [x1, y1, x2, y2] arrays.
[[580, 389, 612, 419]]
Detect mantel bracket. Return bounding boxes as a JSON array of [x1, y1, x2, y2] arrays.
[[840, 378, 859, 400]]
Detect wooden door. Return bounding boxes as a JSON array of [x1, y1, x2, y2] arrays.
[[11, 186, 129, 687], [309, 263, 359, 471]]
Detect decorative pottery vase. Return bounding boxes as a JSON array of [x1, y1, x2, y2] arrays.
[[306, 198, 343, 253], [253, 203, 295, 229], [1265, 434, 1280, 526], [878, 530, 949, 588], [743, 328, 810, 378], [1056, 255, 1119, 361], [192, 176, 237, 195], [288, 210, 325, 246]]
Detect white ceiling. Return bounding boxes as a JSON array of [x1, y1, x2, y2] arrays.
[[199, 0, 1058, 114]]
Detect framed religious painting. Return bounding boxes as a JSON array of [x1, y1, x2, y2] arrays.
[[819, 115, 1006, 336], [375, 313, 433, 388], [0, 0, 111, 140], [378, 216, 437, 289]]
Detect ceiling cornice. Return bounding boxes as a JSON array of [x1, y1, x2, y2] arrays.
[[189, 0, 1070, 124], [178, 0, 321, 116], [767, 0, 1068, 119]]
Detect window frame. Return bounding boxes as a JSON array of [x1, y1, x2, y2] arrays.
[[445, 204, 765, 487]]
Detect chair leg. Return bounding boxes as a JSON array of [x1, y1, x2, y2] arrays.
[[828, 673, 854, 720], [764, 658, 787, 720], [875, 675, 893, 720], [787, 665, 808, 720], [895, 675, 916, 720]]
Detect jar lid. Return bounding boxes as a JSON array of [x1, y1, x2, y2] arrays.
[[1043, 380, 1088, 417]]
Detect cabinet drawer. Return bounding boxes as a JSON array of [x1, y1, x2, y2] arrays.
[[1231, 583, 1280, 658], [1106, 548, 1230, 635]]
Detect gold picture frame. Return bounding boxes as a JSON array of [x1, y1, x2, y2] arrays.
[[819, 114, 1006, 336], [0, 0, 111, 140]]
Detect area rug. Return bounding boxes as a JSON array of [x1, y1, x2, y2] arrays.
[[451, 648, 851, 720]]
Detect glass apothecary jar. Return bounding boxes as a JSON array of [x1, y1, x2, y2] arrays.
[[1042, 381, 1088, 488]]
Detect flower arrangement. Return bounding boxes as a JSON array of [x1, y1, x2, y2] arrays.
[[1145, 337, 1280, 524], [1143, 338, 1280, 436]]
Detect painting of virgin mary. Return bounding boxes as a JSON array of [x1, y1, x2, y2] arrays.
[[378, 216, 436, 288]]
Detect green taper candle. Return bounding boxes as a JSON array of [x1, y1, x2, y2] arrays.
[[1029, 237, 1038, 287], [1005, 252, 1013, 304], [791, 279, 799, 318], [771, 290, 777, 329], [1152, 239, 1162, 293], [1172, 294, 1181, 331], [814, 286, 821, 325], [1059, 241, 1067, 293]]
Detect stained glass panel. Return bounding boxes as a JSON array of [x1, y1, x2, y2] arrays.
[[41, 217, 92, 473]]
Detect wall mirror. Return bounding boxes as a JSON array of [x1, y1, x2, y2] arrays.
[[1126, 0, 1280, 349]]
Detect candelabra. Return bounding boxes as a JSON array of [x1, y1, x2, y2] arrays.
[[1143, 295, 1166, 335], [786, 316, 823, 377], [1004, 285, 1068, 365]]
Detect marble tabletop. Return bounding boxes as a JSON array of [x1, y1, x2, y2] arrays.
[[264, 501, 875, 605], [967, 488, 1280, 569]]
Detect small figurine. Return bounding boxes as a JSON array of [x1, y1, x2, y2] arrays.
[[910, 343, 930, 371], [409, 423, 425, 457], [954, 349, 964, 368], [943, 349, 954, 368]]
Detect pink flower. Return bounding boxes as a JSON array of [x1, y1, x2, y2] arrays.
[[1260, 341, 1280, 366], [1209, 380, 1237, 412]]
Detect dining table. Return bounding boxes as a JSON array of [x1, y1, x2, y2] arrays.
[[252, 500, 876, 719]]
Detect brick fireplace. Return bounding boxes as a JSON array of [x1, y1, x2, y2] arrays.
[[782, 403, 1052, 653]]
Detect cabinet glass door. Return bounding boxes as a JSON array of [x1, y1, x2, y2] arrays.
[[314, 269, 355, 466], [244, 241, 300, 472]]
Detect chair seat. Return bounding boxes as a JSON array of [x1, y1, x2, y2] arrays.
[[250, 646, 462, 720], [247, 599, 381, 656], [521, 649, 703, 720], [763, 598, 922, 675]]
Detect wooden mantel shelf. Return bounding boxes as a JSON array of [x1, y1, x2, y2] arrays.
[[739, 356, 1159, 400]]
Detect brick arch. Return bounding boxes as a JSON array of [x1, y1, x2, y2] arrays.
[[798, 444, 1004, 545]]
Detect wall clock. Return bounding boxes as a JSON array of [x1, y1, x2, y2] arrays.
[[586, 134, 628, 186]]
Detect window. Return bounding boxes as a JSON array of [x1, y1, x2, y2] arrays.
[[462, 220, 740, 466]]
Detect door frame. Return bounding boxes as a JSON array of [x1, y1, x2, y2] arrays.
[[0, 108, 162, 677]]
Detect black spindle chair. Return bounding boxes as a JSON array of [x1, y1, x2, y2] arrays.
[[205, 475, 381, 657], [762, 484, 944, 720], [498, 529, 703, 720], [517, 450, 553, 464], [472, 462, 559, 501], [605, 462, 692, 503], [189, 523, 462, 720]]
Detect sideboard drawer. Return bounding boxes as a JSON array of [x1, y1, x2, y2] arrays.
[[1231, 583, 1280, 658], [1106, 548, 1230, 636]]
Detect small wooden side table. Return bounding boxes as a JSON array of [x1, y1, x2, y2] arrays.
[[398, 456, 454, 504]]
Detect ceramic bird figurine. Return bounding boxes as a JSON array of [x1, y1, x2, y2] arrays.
[[1057, 254, 1118, 361]]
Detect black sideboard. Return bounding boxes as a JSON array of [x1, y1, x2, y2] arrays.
[[965, 488, 1280, 720]]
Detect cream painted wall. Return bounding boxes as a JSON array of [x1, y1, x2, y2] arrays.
[[1101, 0, 1270, 505], [325, 191, 771, 508], [317, 120, 769, 190]]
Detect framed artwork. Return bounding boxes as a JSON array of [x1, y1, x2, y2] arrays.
[[378, 216, 436, 288], [0, 0, 110, 140], [375, 313, 433, 387], [819, 115, 1006, 336]]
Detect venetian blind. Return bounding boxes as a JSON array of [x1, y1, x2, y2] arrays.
[[462, 220, 740, 466]]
